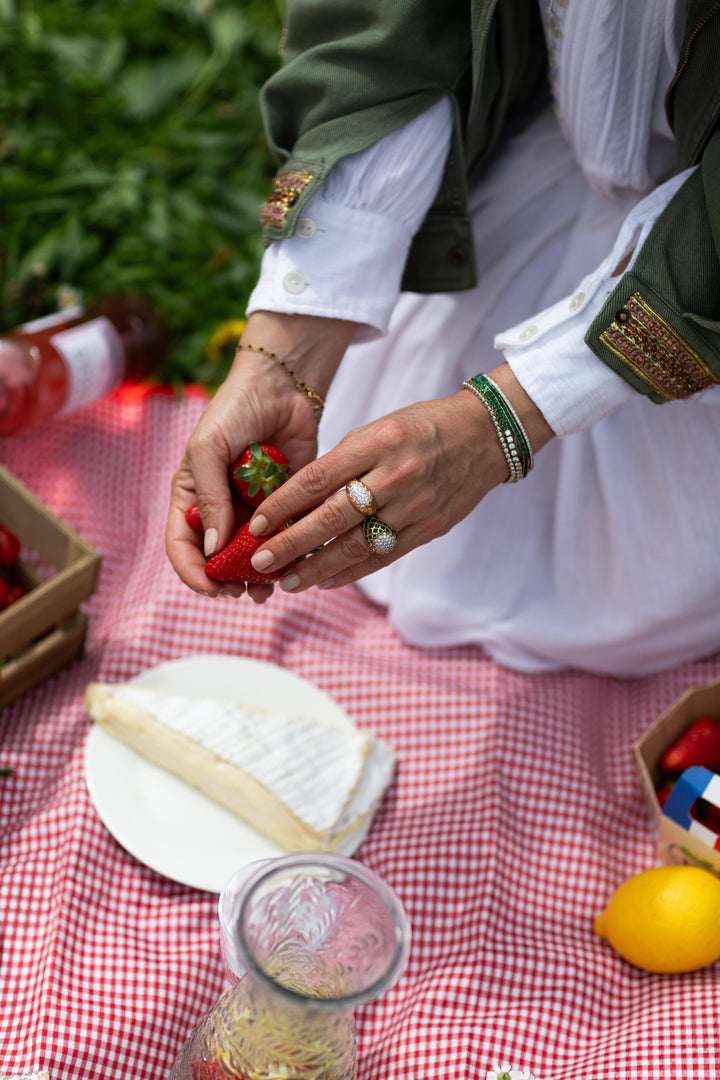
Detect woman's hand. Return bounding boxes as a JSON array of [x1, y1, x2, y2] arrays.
[[165, 311, 358, 600], [244, 364, 554, 594]]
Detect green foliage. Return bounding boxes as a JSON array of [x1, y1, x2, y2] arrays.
[[0, 0, 284, 386]]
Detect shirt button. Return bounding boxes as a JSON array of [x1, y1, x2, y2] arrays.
[[550, 15, 563, 37], [569, 291, 585, 311], [282, 271, 306, 295], [519, 325, 539, 341], [296, 217, 316, 239]]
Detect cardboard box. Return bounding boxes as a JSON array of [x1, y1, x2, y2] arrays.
[[634, 679, 720, 874], [0, 464, 101, 706]]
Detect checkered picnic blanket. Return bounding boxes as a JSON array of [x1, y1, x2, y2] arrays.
[[1, 388, 718, 1080]]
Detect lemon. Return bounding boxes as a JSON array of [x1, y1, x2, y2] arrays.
[[594, 865, 720, 973]]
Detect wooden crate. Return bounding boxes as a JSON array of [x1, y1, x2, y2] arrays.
[[634, 680, 720, 874], [0, 465, 101, 706]]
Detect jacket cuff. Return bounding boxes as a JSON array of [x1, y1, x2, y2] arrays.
[[585, 274, 720, 402], [260, 163, 329, 243]]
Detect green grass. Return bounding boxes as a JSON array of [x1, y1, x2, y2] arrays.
[[0, 0, 284, 387]]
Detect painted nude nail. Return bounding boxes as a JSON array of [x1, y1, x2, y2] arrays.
[[249, 514, 269, 537], [317, 578, 335, 590], [279, 573, 301, 593], [203, 527, 219, 557], [251, 549, 274, 572]]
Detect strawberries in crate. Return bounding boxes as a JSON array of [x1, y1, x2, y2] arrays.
[[660, 715, 720, 775], [0, 525, 21, 566], [0, 524, 28, 611], [653, 714, 720, 811]]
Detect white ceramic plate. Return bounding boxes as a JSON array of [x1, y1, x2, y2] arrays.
[[83, 654, 354, 894]]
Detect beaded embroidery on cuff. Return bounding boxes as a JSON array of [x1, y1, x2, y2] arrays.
[[461, 375, 534, 483], [236, 344, 325, 422]]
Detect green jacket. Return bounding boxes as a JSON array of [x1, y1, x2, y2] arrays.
[[259, 0, 720, 403]]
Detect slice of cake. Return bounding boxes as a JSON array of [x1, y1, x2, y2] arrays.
[[85, 681, 395, 852]]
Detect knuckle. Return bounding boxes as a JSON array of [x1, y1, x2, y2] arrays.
[[392, 452, 424, 486], [187, 424, 220, 463], [372, 417, 405, 452], [300, 459, 331, 498], [339, 532, 369, 562], [320, 498, 351, 535]]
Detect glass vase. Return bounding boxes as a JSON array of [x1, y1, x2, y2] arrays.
[[169, 853, 411, 1080]]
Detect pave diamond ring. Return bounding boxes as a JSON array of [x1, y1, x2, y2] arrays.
[[345, 479, 377, 516]]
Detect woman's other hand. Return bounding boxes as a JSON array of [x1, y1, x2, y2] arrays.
[[244, 364, 554, 594]]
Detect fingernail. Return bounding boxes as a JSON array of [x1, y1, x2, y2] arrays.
[[204, 527, 219, 557], [317, 578, 335, 590], [279, 573, 301, 593], [251, 549, 274, 571], [249, 514, 269, 537]]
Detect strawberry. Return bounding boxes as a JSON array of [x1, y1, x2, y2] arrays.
[[230, 442, 290, 507], [204, 521, 293, 584], [185, 503, 204, 532], [656, 782, 675, 808], [659, 715, 720, 775], [5, 583, 27, 606], [185, 502, 252, 533], [0, 525, 20, 565], [691, 796, 720, 835]]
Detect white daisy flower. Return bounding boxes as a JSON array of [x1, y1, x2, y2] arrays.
[[485, 1064, 539, 1080]]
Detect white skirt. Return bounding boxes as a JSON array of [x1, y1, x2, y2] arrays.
[[319, 107, 720, 677]]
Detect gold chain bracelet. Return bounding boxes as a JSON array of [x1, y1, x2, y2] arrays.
[[236, 344, 325, 422]]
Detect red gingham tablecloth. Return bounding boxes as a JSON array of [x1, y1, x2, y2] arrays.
[[1, 389, 719, 1080]]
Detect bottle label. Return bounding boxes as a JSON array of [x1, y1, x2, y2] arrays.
[[51, 317, 125, 413], [17, 306, 84, 334]]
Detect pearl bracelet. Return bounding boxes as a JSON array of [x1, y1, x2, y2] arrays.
[[461, 375, 534, 483]]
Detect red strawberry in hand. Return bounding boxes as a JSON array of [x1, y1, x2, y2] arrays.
[[204, 522, 293, 584], [659, 715, 720, 775], [230, 442, 290, 507], [185, 502, 251, 534]]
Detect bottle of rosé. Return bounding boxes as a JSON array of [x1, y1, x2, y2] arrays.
[[0, 294, 170, 436]]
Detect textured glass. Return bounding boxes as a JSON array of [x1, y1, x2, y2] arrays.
[[169, 854, 410, 1080]]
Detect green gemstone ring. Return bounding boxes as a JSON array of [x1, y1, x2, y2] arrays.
[[362, 515, 398, 555]]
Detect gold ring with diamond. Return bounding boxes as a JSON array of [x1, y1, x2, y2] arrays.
[[362, 516, 398, 555], [345, 479, 377, 516]]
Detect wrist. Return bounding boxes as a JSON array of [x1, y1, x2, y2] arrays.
[[240, 311, 360, 398], [486, 363, 554, 454]]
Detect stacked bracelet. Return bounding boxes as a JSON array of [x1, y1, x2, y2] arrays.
[[236, 344, 326, 422], [461, 374, 534, 483]]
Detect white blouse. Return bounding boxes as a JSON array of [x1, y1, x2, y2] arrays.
[[247, 0, 685, 436]]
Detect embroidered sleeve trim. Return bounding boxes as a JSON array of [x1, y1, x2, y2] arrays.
[[599, 292, 718, 400], [259, 170, 315, 228]]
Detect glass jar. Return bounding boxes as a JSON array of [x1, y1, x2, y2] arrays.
[[169, 854, 411, 1080]]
